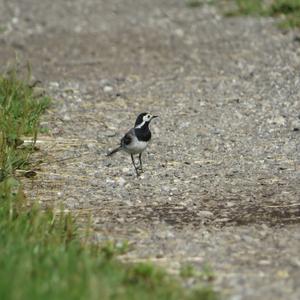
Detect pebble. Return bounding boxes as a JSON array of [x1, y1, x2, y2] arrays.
[[106, 179, 116, 187], [99, 79, 111, 86], [49, 81, 59, 88], [268, 116, 285, 126], [86, 143, 96, 150], [103, 85, 113, 93], [197, 210, 214, 218], [104, 130, 116, 137], [117, 177, 126, 186], [62, 114, 71, 121], [122, 167, 130, 173], [32, 87, 45, 97], [57, 191, 63, 197], [91, 180, 99, 187], [174, 28, 184, 37]]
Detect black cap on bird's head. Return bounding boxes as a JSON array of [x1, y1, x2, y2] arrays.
[[135, 112, 158, 127]]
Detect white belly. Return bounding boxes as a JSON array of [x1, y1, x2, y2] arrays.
[[124, 136, 148, 154]]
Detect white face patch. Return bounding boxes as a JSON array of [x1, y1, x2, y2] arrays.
[[143, 114, 152, 122], [135, 114, 152, 128]]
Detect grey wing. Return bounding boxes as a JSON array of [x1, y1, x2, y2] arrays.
[[121, 128, 134, 146]]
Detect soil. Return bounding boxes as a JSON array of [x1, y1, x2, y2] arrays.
[[1, 0, 300, 299]]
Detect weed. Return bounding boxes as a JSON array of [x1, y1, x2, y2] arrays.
[[0, 69, 50, 180], [180, 263, 215, 281], [187, 0, 204, 8], [271, 0, 300, 15], [225, 0, 300, 28], [100, 240, 130, 259], [199, 264, 215, 282], [270, 0, 300, 28], [186, 0, 215, 8], [180, 264, 197, 278]]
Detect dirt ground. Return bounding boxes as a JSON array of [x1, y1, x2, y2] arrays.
[[1, 0, 300, 299]]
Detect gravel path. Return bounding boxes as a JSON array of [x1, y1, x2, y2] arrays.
[[1, 0, 300, 299]]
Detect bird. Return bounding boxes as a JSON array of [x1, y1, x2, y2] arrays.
[[107, 112, 158, 176]]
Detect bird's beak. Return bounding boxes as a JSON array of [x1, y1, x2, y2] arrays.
[[151, 115, 158, 120]]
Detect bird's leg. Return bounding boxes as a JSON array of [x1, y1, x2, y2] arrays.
[[131, 154, 139, 176], [138, 153, 143, 172]]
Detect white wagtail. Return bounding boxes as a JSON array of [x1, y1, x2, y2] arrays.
[[107, 112, 158, 176]]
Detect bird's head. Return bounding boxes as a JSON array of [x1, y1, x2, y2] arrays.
[[135, 112, 158, 128]]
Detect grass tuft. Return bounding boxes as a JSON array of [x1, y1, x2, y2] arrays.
[[231, 0, 265, 15], [186, 0, 216, 8], [270, 0, 300, 28], [0, 70, 50, 180], [225, 0, 300, 28], [186, 0, 204, 8], [180, 263, 215, 282], [271, 0, 300, 15]]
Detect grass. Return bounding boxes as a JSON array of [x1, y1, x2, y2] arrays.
[[0, 69, 50, 180], [0, 69, 218, 300], [180, 263, 215, 282], [270, 0, 300, 28], [187, 0, 300, 29], [225, 0, 300, 28], [186, 0, 214, 8], [0, 192, 216, 300], [226, 0, 266, 16]]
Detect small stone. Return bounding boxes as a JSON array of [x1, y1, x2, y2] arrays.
[[99, 79, 111, 86], [174, 28, 184, 37], [104, 130, 116, 137], [12, 17, 19, 24], [62, 114, 71, 121], [106, 179, 116, 187], [198, 210, 214, 217], [32, 87, 45, 98], [259, 260, 271, 266], [94, 171, 102, 178], [49, 81, 59, 88], [215, 218, 231, 223], [103, 85, 113, 93], [276, 270, 289, 279], [122, 167, 131, 174], [162, 186, 170, 192], [87, 143, 96, 150], [269, 116, 285, 126], [117, 217, 125, 223], [117, 177, 126, 186]]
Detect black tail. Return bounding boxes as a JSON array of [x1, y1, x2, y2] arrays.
[[107, 146, 121, 156]]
